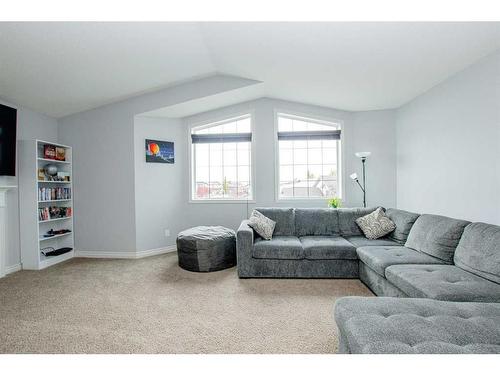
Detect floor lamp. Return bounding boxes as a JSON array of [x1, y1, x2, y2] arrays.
[[350, 152, 371, 208]]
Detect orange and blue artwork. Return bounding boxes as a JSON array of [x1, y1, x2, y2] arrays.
[[145, 139, 174, 164]]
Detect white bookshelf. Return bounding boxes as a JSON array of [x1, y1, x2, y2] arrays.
[[19, 140, 74, 270]]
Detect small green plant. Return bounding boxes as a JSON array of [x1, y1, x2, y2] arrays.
[[328, 197, 342, 208]]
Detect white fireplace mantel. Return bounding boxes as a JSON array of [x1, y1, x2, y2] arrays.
[[0, 185, 17, 278]]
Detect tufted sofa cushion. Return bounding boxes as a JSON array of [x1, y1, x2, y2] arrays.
[[385, 208, 420, 245], [356, 246, 444, 277], [405, 214, 470, 263], [334, 296, 500, 354], [294, 208, 339, 237], [454, 222, 500, 285], [255, 208, 295, 236], [385, 264, 500, 302]]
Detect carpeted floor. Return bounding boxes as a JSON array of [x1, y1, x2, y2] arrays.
[[0, 253, 373, 353]]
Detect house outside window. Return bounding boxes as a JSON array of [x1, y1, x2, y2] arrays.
[[276, 112, 342, 200], [190, 114, 253, 201]]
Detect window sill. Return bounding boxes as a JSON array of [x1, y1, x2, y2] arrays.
[[275, 197, 337, 203], [189, 199, 256, 204]]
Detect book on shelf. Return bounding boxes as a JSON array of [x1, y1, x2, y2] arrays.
[[38, 206, 72, 221], [43, 145, 56, 160], [38, 187, 71, 201]]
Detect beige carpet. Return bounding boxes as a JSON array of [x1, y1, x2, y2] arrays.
[[0, 253, 373, 353]]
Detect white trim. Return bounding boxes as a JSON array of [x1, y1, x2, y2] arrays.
[[273, 108, 346, 203], [5, 263, 22, 275], [188, 110, 257, 203], [189, 199, 256, 204], [190, 113, 251, 132], [75, 245, 176, 259], [39, 250, 74, 269], [136, 245, 177, 258]]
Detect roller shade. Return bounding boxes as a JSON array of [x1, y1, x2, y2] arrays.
[[191, 132, 252, 144], [277, 130, 341, 141]]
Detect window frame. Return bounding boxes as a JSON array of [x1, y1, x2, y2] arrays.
[[188, 111, 256, 204], [274, 109, 345, 202]]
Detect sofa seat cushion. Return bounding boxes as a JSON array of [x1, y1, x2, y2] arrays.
[[345, 236, 399, 248], [404, 214, 470, 263], [357, 246, 444, 277], [385, 264, 500, 302], [253, 236, 304, 260], [334, 296, 500, 354], [300, 236, 357, 260]]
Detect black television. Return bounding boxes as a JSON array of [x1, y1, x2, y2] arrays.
[[0, 103, 17, 176]]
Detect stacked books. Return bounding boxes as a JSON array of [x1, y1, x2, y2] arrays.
[[38, 187, 71, 201]]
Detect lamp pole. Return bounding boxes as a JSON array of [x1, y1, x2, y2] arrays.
[[361, 157, 367, 208], [352, 152, 371, 208]]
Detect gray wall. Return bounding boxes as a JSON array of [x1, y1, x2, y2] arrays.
[[396, 50, 500, 224], [132, 98, 398, 251], [58, 75, 257, 254], [0, 99, 58, 268], [58, 106, 137, 254], [134, 116, 187, 251], [349, 110, 397, 209]]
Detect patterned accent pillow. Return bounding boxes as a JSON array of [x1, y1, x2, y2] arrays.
[[248, 210, 276, 240], [355, 207, 396, 239]]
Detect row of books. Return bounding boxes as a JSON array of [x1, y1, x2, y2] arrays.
[[43, 144, 67, 161], [38, 187, 71, 201], [39, 207, 72, 222]]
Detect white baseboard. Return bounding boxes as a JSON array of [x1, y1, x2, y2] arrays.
[[136, 245, 177, 258], [75, 245, 176, 259], [5, 263, 22, 274]]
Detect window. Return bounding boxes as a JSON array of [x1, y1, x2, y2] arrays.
[[191, 114, 253, 201], [276, 113, 341, 200]]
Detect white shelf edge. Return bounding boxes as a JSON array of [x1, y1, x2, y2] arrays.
[[38, 199, 72, 203], [39, 216, 72, 224], [37, 180, 72, 184], [39, 250, 74, 269], [39, 232, 73, 242], [37, 158, 71, 164], [36, 139, 72, 149]]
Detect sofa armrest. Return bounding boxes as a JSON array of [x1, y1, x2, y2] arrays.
[[237, 220, 254, 251], [236, 220, 254, 277]]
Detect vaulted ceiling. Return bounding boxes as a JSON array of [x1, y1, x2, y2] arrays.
[[1, 22, 499, 118]]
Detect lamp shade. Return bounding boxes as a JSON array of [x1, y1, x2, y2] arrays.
[[355, 151, 371, 158], [350, 173, 358, 180]]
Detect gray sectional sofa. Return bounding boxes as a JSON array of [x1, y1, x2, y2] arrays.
[[237, 207, 402, 278], [335, 297, 500, 353], [236, 206, 500, 353]]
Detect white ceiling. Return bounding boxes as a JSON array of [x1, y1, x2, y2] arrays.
[[1, 22, 499, 118]]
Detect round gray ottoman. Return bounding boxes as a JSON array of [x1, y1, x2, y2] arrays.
[[176, 226, 236, 272]]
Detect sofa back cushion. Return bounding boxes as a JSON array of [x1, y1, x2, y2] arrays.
[[405, 214, 470, 263], [454, 222, 500, 284], [385, 208, 420, 244], [295, 208, 339, 236], [337, 207, 378, 236], [255, 208, 295, 236]]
